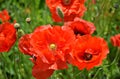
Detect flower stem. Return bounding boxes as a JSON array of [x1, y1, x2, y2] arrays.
[[92, 47, 120, 79], [110, 47, 120, 65], [92, 68, 102, 79]]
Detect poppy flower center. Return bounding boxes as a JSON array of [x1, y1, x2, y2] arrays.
[[49, 43, 56, 51], [62, 0, 71, 5], [83, 53, 92, 61], [74, 29, 84, 35]]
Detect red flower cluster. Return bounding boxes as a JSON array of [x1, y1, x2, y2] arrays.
[[46, 0, 86, 22], [0, 10, 16, 52], [0, 1, 111, 79], [19, 25, 109, 79], [18, 0, 110, 79], [111, 34, 120, 47]]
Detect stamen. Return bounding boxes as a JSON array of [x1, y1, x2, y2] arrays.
[[49, 43, 56, 51], [84, 53, 92, 61]]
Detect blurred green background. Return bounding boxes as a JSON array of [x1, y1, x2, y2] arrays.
[[0, 0, 120, 79]]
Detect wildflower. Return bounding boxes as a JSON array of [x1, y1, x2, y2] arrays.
[[0, 22, 16, 52], [31, 25, 75, 69], [63, 17, 96, 36], [68, 35, 109, 70], [46, 0, 86, 22], [110, 34, 120, 47], [0, 9, 10, 22]]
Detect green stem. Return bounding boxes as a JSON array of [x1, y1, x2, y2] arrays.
[[0, 53, 8, 79], [91, 47, 120, 79], [75, 70, 83, 77], [105, 47, 120, 67], [92, 68, 102, 79], [110, 47, 120, 65]]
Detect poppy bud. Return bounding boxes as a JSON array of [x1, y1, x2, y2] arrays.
[[56, 7, 64, 19], [26, 17, 31, 23], [14, 23, 20, 30], [17, 29, 25, 38], [109, 7, 115, 14]]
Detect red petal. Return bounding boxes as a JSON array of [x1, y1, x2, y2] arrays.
[[18, 34, 33, 56], [32, 64, 54, 79]]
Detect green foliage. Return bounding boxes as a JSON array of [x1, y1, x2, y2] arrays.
[[0, 0, 120, 79]]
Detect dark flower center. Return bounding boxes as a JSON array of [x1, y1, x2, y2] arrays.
[[83, 53, 92, 61], [74, 29, 84, 35], [62, 0, 71, 5]]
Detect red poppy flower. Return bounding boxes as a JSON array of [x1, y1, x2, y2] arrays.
[[0, 9, 10, 22], [46, 0, 86, 22], [63, 17, 96, 35], [30, 25, 75, 69], [110, 34, 120, 47], [68, 35, 109, 70], [0, 22, 16, 52], [19, 25, 75, 79]]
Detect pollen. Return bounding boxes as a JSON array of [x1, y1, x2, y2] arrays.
[[49, 43, 56, 51]]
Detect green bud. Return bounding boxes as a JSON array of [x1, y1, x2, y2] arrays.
[[17, 29, 25, 38], [56, 7, 64, 19], [14, 23, 20, 30], [26, 17, 31, 23]]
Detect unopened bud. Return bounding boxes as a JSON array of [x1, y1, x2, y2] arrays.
[[17, 29, 25, 38], [56, 7, 64, 19], [109, 7, 115, 14], [26, 17, 31, 23], [14, 23, 20, 30]]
